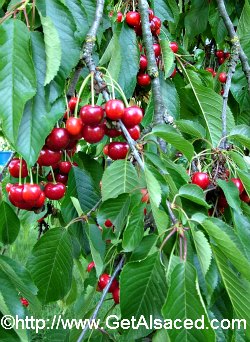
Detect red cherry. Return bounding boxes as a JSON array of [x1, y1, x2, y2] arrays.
[[125, 11, 141, 27], [240, 191, 250, 203], [218, 195, 228, 209], [206, 67, 215, 75], [151, 16, 161, 30], [46, 128, 70, 151], [117, 12, 123, 22], [55, 173, 68, 185], [144, 208, 147, 215], [58, 161, 72, 174], [192, 172, 210, 190], [68, 97, 79, 113], [153, 43, 161, 57], [108, 142, 129, 160], [6, 183, 13, 193], [8, 158, 28, 178], [20, 297, 29, 307], [224, 52, 230, 59], [66, 117, 83, 136], [82, 124, 105, 143], [127, 125, 140, 140], [122, 106, 143, 127], [112, 287, 120, 304], [148, 8, 154, 21], [220, 89, 224, 96], [47, 172, 54, 182], [137, 73, 151, 86], [141, 188, 149, 203], [103, 145, 109, 155], [105, 99, 125, 120], [22, 184, 42, 202], [44, 182, 66, 200], [231, 178, 244, 194], [34, 191, 46, 209], [104, 126, 122, 137], [98, 273, 118, 292], [216, 50, 224, 59], [139, 55, 148, 71], [104, 219, 113, 228], [87, 261, 95, 272], [169, 42, 179, 53], [218, 72, 227, 83], [9, 184, 24, 202], [170, 68, 177, 78], [80, 105, 104, 125], [37, 148, 62, 166], [218, 57, 225, 65]]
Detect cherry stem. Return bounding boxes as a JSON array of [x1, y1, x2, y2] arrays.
[[65, 93, 70, 120], [91, 71, 95, 106], [19, 157, 23, 186], [107, 77, 129, 107], [36, 163, 39, 184], [159, 227, 177, 252], [74, 73, 92, 118], [29, 168, 34, 185], [50, 166, 56, 184]]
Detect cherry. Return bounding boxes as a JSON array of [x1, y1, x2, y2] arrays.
[[105, 99, 124, 120], [108, 142, 129, 160], [150, 16, 161, 31], [134, 24, 142, 36], [22, 183, 42, 202], [80, 105, 104, 125], [58, 161, 72, 174], [125, 11, 141, 27], [231, 178, 244, 194], [103, 145, 109, 155], [122, 106, 143, 127], [8, 158, 28, 178], [218, 72, 227, 83], [47, 172, 54, 182], [55, 173, 68, 184], [87, 261, 95, 272], [82, 124, 105, 143], [104, 219, 113, 228], [9, 184, 24, 202], [112, 287, 120, 304], [170, 68, 177, 78], [137, 73, 151, 86], [37, 148, 62, 166], [224, 52, 230, 59], [240, 191, 250, 203], [216, 50, 224, 59], [206, 67, 215, 75], [153, 43, 161, 57], [68, 97, 79, 113], [46, 128, 70, 151], [127, 125, 140, 140], [218, 57, 225, 65], [141, 188, 149, 203], [44, 182, 66, 200], [148, 8, 154, 21], [192, 172, 210, 190], [34, 191, 46, 208], [6, 183, 13, 193], [98, 273, 118, 292], [20, 297, 29, 307], [66, 117, 83, 136], [104, 126, 122, 137], [169, 42, 179, 53], [139, 55, 148, 71], [117, 12, 123, 22], [218, 195, 228, 209], [220, 89, 224, 96]]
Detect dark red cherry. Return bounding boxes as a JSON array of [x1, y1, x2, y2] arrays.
[[112, 287, 120, 304], [55, 173, 68, 184], [105, 99, 125, 120], [104, 219, 113, 227], [108, 142, 129, 160], [125, 11, 141, 27], [151, 16, 161, 30], [170, 68, 177, 78], [103, 145, 109, 155], [218, 72, 227, 83], [8, 158, 28, 178], [58, 161, 72, 174], [34, 191, 46, 208], [9, 184, 24, 202], [139, 55, 148, 71], [87, 261, 95, 272], [137, 73, 151, 86], [127, 125, 140, 140], [22, 183, 42, 202], [82, 124, 105, 143], [231, 178, 244, 194], [66, 117, 83, 136], [68, 97, 79, 113], [216, 50, 224, 59], [80, 105, 104, 125], [117, 12, 123, 22], [20, 297, 29, 307], [169, 42, 179, 53], [148, 8, 154, 21], [218, 57, 225, 65], [46, 128, 70, 151], [104, 126, 122, 137], [44, 182, 66, 200], [192, 172, 210, 190], [37, 148, 62, 166], [153, 43, 161, 57], [98, 273, 118, 292], [122, 106, 143, 127]]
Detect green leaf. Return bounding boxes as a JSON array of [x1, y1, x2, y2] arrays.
[[217, 179, 242, 212], [151, 202, 170, 235], [184, 0, 209, 39], [160, 40, 174, 78], [159, 75, 180, 119], [0, 19, 36, 145], [87, 224, 105, 277], [0, 202, 20, 245], [101, 160, 139, 201], [64, 0, 89, 39], [152, 0, 174, 22], [233, 211, 250, 260], [40, 16, 61, 86], [237, 169, 250, 196], [120, 253, 167, 339], [202, 219, 250, 283], [145, 166, 161, 207], [192, 230, 212, 276], [15, 32, 64, 167], [151, 124, 194, 161], [178, 184, 210, 208], [27, 228, 73, 303], [162, 262, 215, 342], [213, 247, 250, 340], [238, 0, 250, 61], [176, 119, 206, 138], [130, 235, 158, 262], [229, 125, 250, 150], [122, 205, 144, 252], [184, 69, 235, 147], [118, 24, 140, 99]]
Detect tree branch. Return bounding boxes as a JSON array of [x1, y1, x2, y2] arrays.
[[76, 255, 125, 342], [216, 0, 250, 94]]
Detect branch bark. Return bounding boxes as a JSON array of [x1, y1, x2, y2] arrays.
[[216, 0, 250, 94]]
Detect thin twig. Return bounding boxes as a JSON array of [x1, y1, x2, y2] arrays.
[[76, 255, 125, 342], [166, 200, 178, 224], [216, 0, 250, 94], [67, 66, 82, 100]]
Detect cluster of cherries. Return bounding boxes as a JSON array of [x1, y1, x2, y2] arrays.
[[215, 49, 230, 65], [87, 262, 120, 304], [125, 8, 161, 36]]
